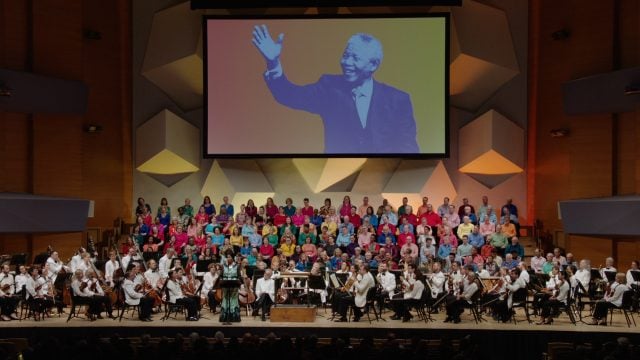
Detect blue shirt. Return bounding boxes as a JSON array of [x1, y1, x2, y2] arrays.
[[363, 214, 378, 228], [211, 234, 225, 247], [505, 243, 525, 259], [240, 246, 252, 257], [311, 215, 324, 227], [377, 233, 395, 245], [468, 232, 485, 248], [283, 205, 296, 217], [338, 222, 354, 235], [437, 244, 452, 259], [336, 233, 351, 247], [220, 203, 234, 217], [503, 259, 519, 270]]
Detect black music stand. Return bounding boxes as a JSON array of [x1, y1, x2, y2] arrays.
[[307, 275, 326, 314], [220, 279, 241, 325], [590, 269, 603, 282], [630, 270, 640, 285], [196, 259, 214, 273], [603, 270, 616, 283]]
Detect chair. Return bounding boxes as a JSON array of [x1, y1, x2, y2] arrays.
[[66, 295, 92, 322], [118, 286, 140, 322], [510, 287, 532, 324], [161, 284, 186, 321], [415, 288, 434, 322], [348, 287, 380, 323], [608, 290, 636, 327], [554, 287, 577, 325], [462, 289, 484, 324]]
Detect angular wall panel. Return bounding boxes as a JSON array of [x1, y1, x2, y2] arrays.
[[201, 160, 274, 207], [382, 160, 457, 210]]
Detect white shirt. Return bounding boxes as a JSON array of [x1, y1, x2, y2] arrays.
[[0, 272, 15, 296], [402, 274, 424, 300], [354, 272, 375, 307], [506, 277, 527, 308], [14, 273, 28, 294], [105, 260, 120, 284], [530, 256, 545, 273], [555, 280, 570, 304], [71, 279, 95, 297], [605, 282, 628, 307], [46, 257, 65, 282], [626, 269, 639, 287], [202, 271, 219, 295], [123, 278, 144, 305], [429, 271, 445, 298], [376, 271, 396, 298], [165, 279, 184, 303], [144, 269, 161, 290], [573, 269, 591, 291], [158, 255, 173, 279], [70, 254, 82, 272], [255, 277, 275, 302], [25, 276, 39, 299], [519, 269, 530, 284]]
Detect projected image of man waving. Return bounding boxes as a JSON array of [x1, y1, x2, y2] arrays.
[[252, 24, 420, 154]]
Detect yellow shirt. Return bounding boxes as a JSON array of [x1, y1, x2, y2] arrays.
[[456, 223, 474, 239], [322, 221, 338, 236], [229, 234, 243, 247], [280, 242, 295, 257], [262, 224, 275, 237]]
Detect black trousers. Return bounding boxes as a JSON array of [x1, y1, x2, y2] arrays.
[[87, 295, 112, 315], [391, 298, 413, 318], [533, 292, 551, 310], [253, 293, 273, 316], [331, 290, 350, 314], [492, 299, 511, 321], [337, 294, 361, 319], [176, 297, 198, 318], [0, 296, 18, 316], [376, 290, 390, 312], [540, 298, 563, 318], [593, 300, 615, 320], [138, 296, 154, 319], [445, 298, 468, 319]]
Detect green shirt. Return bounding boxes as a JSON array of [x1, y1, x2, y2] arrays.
[[297, 232, 317, 245], [490, 233, 508, 248]]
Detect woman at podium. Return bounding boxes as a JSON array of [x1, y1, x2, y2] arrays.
[[219, 252, 241, 323]]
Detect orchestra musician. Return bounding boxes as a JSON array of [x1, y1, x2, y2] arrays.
[[591, 273, 629, 326], [600, 257, 617, 281], [252, 268, 276, 321], [25, 266, 54, 319], [0, 263, 19, 321], [444, 271, 479, 323], [532, 265, 560, 314], [427, 262, 446, 308], [14, 265, 28, 297], [46, 251, 70, 283], [375, 262, 396, 314], [86, 270, 116, 319], [158, 247, 176, 280], [123, 270, 154, 321], [165, 269, 198, 321], [122, 247, 141, 272], [105, 251, 121, 286], [536, 270, 570, 325], [202, 263, 220, 313], [41, 265, 63, 315], [390, 263, 425, 322], [492, 268, 526, 323], [70, 270, 107, 321], [336, 264, 375, 322]]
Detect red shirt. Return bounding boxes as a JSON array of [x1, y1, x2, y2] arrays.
[[301, 206, 314, 218], [350, 214, 362, 228], [265, 205, 278, 219], [377, 223, 396, 236], [273, 214, 287, 227], [397, 232, 414, 248], [339, 203, 352, 217], [260, 244, 274, 258], [400, 214, 419, 227], [419, 211, 442, 227], [245, 206, 258, 219]]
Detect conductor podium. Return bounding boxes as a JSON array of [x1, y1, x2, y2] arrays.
[[270, 305, 317, 322]]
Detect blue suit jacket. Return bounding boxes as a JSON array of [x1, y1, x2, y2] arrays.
[[265, 74, 420, 154]]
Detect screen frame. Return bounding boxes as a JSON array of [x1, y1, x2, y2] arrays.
[[202, 12, 450, 159]]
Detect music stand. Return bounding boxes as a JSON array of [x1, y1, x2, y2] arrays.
[[630, 270, 640, 285], [590, 269, 603, 281], [307, 275, 326, 313], [10, 253, 27, 267], [196, 259, 213, 273], [603, 270, 616, 283], [220, 279, 241, 325]]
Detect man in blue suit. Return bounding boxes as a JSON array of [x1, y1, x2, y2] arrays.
[[252, 24, 419, 154]]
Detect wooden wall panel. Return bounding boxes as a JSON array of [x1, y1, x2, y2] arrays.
[[616, 240, 640, 273], [566, 236, 612, 268]]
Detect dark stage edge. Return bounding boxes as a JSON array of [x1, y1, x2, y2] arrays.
[[2, 322, 639, 360]]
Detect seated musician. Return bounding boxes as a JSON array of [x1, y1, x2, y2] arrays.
[[86, 270, 115, 319], [537, 270, 570, 325], [105, 251, 121, 287], [166, 269, 198, 321], [376, 261, 396, 313], [202, 263, 220, 313], [25, 266, 51, 317], [46, 251, 70, 283], [123, 270, 154, 321], [0, 263, 19, 321], [14, 265, 28, 297], [252, 268, 275, 321], [336, 264, 375, 322], [41, 265, 64, 315], [444, 271, 479, 323], [533, 265, 560, 313], [158, 247, 176, 280], [391, 263, 425, 322], [591, 272, 629, 326], [428, 262, 446, 307], [480, 267, 508, 318], [492, 268, 526, 323], [70, 270, 106, 321], [600, 257, 617, 281]]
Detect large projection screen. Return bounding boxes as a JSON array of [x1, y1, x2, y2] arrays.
[[204, 14, 449, 157]]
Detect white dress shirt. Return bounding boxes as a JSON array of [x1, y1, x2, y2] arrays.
[[429, 271, 445, 298], [377, 271, 396, 299], [165, 279, 184, 303], [255, 277, 275, 302], [105, 260, 120, 284], [123, 278, 144, 305]]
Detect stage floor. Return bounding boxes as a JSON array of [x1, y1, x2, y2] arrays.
[[1, 307, 637, 333]]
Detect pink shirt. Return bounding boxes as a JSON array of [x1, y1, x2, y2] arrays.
[[301, 206, 314, 218], [479, 222, 496, 237], [291, 214, 305, 227], [339, 203, 351, 217]]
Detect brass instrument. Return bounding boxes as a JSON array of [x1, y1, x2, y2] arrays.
[[341, 273, 358, 293]]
